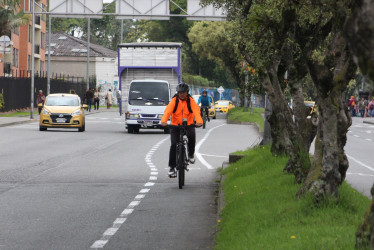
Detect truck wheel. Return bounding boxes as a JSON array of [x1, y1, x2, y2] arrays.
[[128, 126, 134, 133], [133, 127, 140, 134]]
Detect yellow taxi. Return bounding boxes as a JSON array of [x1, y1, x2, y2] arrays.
[[39, 93, 88, 132], [192, 94, 216, 119], [304, 101, 315, 118], [215, 100, 235, 113]]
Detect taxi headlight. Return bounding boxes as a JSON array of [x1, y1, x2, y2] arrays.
[[42, 109, 50, 115], [72, 109, 82, 116]]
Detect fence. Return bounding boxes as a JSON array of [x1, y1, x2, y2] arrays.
[[0, 74, 96, 112]]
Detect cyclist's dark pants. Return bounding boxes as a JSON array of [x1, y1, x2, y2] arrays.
[[168, 126, 196, 168], [200, 107, 209, 119]]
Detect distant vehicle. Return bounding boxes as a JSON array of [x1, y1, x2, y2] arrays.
[[118, 42, 182, 134], [39, 93, 88, 132], [215, 100, 235, 113], [304, 101, 315, 118], [192, 94, 216, 119]]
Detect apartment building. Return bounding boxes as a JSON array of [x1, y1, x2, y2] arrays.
[[0, 0, 47, 77]]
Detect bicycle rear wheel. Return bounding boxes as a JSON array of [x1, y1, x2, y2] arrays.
[[176, 144, 185, 189]]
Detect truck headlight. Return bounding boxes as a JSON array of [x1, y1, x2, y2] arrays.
[[157, 114, 163, 119], [128, 114, 139, 119]]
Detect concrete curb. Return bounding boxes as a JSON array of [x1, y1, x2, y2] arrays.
[[0, 118, 38, 128], [363, 120, 374, 125]]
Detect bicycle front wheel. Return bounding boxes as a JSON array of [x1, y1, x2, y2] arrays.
[[176, 144, 185, 189]]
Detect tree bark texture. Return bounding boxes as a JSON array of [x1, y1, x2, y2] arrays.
[[263, 65, 313, 183], [345, 0, 374, 247], [304, 31, 355, 200]]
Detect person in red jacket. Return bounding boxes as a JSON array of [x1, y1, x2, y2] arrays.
[[161, 83, 203, 177]]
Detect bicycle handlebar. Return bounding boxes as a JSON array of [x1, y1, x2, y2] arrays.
[[166, 123, 199, 129]]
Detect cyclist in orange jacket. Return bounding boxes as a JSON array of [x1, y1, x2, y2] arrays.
[[161, 83, 203, 176]]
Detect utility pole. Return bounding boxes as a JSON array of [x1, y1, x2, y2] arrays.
[[30, 0, 35, 119]]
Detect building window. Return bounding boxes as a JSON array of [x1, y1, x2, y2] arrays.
[[28, 55, 31, 71], [13, 48, 19, 67], [28, 25, 32, 42], [12, 26, 19, 36]]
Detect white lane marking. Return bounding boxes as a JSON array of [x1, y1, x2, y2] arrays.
[[90, 137, 168, 249], [353, 134, 360, 138], [104, 228, 119, 236], [347, 172, 374, 177], [195, 124, 226, 169], [135, 194, 145, 199], [200, 153, 228, 158], [121, 208, 134, 216], [347, 154, 374, 172], [365, 138, 373, 141]]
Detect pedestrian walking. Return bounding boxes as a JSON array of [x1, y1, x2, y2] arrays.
[[36, 90, 45, 115], [94, 89, 100, 110], [348, 96, 356, 117], [358, 98, 366, 118], [85, 89, 94, 112], [368, 97, 374, 117], [106, 89, 113, 109]]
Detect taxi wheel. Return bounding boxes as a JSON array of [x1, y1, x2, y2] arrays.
[[213, 115, 216, 119], [78, 123, 85, 132], [39, 126, 47, 131]]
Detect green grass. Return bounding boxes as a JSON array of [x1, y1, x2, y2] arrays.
[[0, 111, 38, 117], [215, 145, 370, 250], [227, 107, 265, 132]]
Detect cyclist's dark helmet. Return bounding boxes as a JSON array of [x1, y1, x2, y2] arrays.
[[176, 83, 189, 93], [202, 90, 207, 94]]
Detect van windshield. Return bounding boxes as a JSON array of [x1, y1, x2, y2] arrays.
[[129, 81, 169, 106]]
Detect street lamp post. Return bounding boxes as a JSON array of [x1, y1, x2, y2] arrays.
[[30, 0, 35, 119]]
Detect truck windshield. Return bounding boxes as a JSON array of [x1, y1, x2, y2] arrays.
[[129, 81, 169, 106]]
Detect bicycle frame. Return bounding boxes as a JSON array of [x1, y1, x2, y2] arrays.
[[168, 121, 195, 189]]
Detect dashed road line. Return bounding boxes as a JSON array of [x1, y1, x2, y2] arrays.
[[90, 137, 168, 249], [347, 154, 374, 172]]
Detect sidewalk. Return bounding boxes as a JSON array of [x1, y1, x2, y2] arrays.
[[0, 107, 119, 128]]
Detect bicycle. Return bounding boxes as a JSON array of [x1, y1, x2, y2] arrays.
[[200, 106, 209, 129], [167, 119, 196, 189]]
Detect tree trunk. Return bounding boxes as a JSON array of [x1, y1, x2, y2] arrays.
[[301, 31, 356, 199], [345, 0, 374, 246], [262, 66, 314, 183]]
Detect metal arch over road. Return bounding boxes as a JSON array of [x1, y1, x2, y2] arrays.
[[26, 0, 227, 20]]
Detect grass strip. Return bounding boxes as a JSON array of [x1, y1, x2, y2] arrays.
[[215, 145, 370, 250], [227, 107, 264, 132]]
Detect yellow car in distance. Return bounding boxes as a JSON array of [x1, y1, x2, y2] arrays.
[[39, 93, 88, 132], [304, 101, 315, 118], [215, 100, 235, 113], [192, 94, 216, 119]]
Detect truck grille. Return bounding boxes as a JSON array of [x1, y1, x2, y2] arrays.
[[141, 114, 157, 118]]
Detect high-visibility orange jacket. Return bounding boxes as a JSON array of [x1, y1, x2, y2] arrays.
[[161, 96, 203, 125]]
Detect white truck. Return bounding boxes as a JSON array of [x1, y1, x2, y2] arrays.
[[118, 42, 182, 133]]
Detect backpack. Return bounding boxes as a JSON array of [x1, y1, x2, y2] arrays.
[[172, 94, 193, 113]]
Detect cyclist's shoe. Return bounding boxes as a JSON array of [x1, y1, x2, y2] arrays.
[[168, 167, 176, 177], [189, 156, 195, 164], [208, 118, 210, 122]]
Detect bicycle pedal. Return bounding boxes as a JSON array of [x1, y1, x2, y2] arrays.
[[169, 174, 177, 178]]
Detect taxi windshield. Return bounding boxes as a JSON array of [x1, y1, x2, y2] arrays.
[[45, 96, 79, 106], [216, 101, 229, 106]]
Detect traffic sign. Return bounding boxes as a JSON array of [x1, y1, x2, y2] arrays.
[[217, 86, 225, 93]]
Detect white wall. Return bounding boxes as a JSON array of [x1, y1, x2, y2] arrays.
[[95, 57, 118, 105]]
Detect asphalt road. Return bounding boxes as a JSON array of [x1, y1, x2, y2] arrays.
[[345, 118, 374, 198], [0, 111, 260, 250]]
